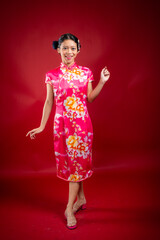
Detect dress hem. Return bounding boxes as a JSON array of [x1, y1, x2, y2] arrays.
[[57, 171, 93, 182]]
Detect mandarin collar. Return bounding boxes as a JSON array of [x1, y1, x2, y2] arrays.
[[60, 62, 77, 70]]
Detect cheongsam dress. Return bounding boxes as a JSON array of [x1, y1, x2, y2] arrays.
[[45, 62, 93, 182]]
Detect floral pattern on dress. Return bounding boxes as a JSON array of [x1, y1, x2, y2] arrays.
[[64, 94, 85, 120], [45, 62, 94, 182], [66, 133, 89, 160]]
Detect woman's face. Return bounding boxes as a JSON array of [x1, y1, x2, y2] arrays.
[[57, 39, 79, 67]]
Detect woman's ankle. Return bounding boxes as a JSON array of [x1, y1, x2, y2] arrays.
[[66, 204, 74, 212], [77, 196, 86, 202]]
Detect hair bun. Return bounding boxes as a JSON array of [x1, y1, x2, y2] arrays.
[[52, 41, 59, 49]]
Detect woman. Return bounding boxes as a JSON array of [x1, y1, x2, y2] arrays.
[[26, 33, 110, 229]]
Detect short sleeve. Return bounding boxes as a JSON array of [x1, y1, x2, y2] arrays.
[[88, 69, 94, 82], [45, 73, 52, 86]]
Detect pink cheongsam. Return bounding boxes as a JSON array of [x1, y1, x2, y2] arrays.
[[45, 62, 93, 182]]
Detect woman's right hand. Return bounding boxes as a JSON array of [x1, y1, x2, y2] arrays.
[[26, 126, 44, 140]]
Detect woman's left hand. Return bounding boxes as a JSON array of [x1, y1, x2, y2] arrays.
[[100, 66, 110, 84]]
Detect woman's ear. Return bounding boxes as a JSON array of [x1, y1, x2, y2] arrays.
[[57, 48, 60, 54]]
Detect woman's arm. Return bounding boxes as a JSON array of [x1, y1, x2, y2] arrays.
[[26, 84, 54, 139], [87, 66, 110, 103]]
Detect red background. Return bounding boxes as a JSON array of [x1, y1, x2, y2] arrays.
[[0, 0, 160, 239], [0, 0, 159, 175]]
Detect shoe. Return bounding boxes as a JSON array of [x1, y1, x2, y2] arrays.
[[64, 211, 77, 230], [73, 201, 87, 213]]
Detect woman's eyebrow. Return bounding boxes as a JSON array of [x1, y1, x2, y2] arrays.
[[62, 45, 76, 47]]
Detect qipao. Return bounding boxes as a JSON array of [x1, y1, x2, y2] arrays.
[[45, 62, 94, 182]]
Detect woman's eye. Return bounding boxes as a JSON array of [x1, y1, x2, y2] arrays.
[[62, 47, 76, 51]]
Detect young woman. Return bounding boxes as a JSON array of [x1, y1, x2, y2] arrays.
[[26, 33, 110, 229]]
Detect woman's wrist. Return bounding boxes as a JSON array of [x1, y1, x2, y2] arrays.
[[99, 78, 105, 86], [39, 125, 45, 131]]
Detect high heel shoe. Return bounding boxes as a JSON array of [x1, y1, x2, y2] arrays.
[[64, 211, 77, 230], [73, 202, 87, 213], [81, 203, 87, 210]]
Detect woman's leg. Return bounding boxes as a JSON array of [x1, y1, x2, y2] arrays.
[[65, 182, 80, 228], [73, 181, 86, 212], [77, 181, 86, 200], [67, 182, 80, 209]]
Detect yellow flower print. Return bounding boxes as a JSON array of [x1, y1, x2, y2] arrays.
[[71, 68, 82, 76], [60, 67, 84, 83], [68, 172, 82, 181], [76, 104, 84, 113], [66, 135, 80, 150], [65, 96, 77, 111], [64, 94, 85, 120], [66, 134, 90, 159], [77, 142, 88, 152]]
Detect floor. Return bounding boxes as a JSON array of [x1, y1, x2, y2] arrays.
[[0, 169, 160, 240]]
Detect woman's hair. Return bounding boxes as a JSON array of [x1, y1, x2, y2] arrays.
[[52, 33, 81, 51]]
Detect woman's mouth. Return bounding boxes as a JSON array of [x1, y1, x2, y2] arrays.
[[65, 55, 72, 60]]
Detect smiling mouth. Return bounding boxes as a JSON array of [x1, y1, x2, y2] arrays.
[[65, 55, 73, 60]]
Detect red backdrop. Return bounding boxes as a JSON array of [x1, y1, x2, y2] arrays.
[[0, 0, 160, 176]]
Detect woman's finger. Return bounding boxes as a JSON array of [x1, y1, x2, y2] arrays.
[[26, 129, 36, 137], [26, 131, 32, 137], [30, 132, 36, 139], [103, 69, 110, 76]]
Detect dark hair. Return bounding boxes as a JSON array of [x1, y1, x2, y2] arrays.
[[52, 33, 81, 51]]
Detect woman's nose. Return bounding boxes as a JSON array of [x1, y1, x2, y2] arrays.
[[68, 48, 72, 53]]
